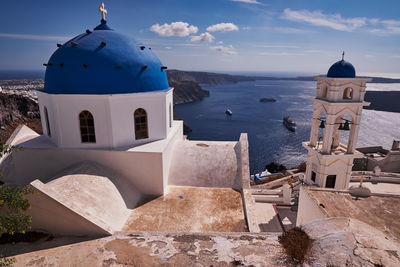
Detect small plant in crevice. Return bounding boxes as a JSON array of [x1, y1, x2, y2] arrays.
[[278, 227, 312, 263], [0, 255, 15, 267]]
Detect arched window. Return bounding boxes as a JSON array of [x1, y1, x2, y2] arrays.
[[134, 108, 148, 140], [322, 85, 328, 98], [343, 87, 353, 99], [79, 110, 96, 143], [169, 103, 172, 128], [44, 106, 51, 136]]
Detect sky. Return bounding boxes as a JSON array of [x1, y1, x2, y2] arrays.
[[0, 0, 399, 77]]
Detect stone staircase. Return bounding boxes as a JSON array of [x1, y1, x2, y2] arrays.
[[251, 189, 284, 204]]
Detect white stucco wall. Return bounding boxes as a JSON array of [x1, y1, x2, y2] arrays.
[[10, 148, 163, 195], [37, 89, 174, 149], [304, 149, 355, 190], [3, 121, 183, 197], [168, 140, 239, 188], [27, 183, 111, 236], [296, 187, 326, 226], [315, 77, 371, 103]]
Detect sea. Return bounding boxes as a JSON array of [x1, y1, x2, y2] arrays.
[[175, 80, 400, 174]]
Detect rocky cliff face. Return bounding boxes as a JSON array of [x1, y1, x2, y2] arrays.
[[0, 93, 42, 143], [167, 69, 256, 85], [169, 80, 209, 104]]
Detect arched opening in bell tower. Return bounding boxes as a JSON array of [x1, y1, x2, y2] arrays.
[[315, 111, 327, 151], [331, 113, 353, 153], [343, 87, 353, 100], [322, 85, 328, 98]]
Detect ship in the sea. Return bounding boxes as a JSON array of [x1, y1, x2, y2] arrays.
[[283, 116, 296, 132], [225, 109, 232, 116]]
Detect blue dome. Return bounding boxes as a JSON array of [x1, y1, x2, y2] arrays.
[[44, 20, 169, 95], [327, 60, 356, 78]]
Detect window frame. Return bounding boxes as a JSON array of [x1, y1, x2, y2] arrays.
[[134, 108, 149, 140], [79, 110, 96, 143], [44, 106, 51, 137]]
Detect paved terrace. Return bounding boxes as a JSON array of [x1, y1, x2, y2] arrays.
[[123, 186, 247, 232]]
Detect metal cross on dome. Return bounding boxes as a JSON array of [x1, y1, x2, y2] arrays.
[[99, 3, 107, 20]]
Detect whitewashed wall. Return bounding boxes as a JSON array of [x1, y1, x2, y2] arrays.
[[5, 121, 183, 196], [37, 89, 174, 149], [296, 187, 326, 226]]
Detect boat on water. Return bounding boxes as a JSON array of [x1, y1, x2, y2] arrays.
[[283, 116, 296, 132], [225, 109, 232, 116]]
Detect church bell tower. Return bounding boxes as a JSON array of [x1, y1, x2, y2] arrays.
[[302, 54, 372, 189]]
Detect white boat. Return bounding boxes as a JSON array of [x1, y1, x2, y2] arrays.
[[225, 109, 232, 116]]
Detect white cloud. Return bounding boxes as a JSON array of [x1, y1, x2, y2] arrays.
[[282, 8, 367, 32], [258, 45, 300, 49], [259, 52, 305, 56], [150, 22, 198, 37], [210, 45, 237, 55], [304, 49, 324, 53], [207, 23, 239, 32], [365, 54, 375, 58], [190, 32, 215, 43], [242, 26, 252, 30], [0, 33, 71, 41], [381, 20, 400, 33], [272, 27, 313, 34], [361, 18, 400, 35], [231, 0, 261, 4]]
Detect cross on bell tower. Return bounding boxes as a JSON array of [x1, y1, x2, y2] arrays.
[[302, 55, 372, 189]]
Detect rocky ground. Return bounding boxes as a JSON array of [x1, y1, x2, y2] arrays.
[[0, 93, 42, 144], [3, 218, 399, 266]]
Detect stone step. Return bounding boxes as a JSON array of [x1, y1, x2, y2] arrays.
[[254, 194, 283, 203], [251, 189, 283, 195]]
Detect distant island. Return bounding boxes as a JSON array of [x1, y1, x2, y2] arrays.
[[364, 91, 400, 113], [166, 69, 400, 85]]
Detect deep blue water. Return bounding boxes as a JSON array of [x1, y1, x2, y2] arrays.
[[0, 70, 44, 80], [175, 80, 316, 174]]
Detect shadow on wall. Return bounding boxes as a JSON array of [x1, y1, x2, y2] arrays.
[[39, 160, 144, 209], [0, 234, 97, 258]]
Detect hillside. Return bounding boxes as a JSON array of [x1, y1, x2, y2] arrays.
[[365, 91, 400, 113], [166, 69, 400, 85], [0, 93, 42, 143], [168, 80, 209, 104]]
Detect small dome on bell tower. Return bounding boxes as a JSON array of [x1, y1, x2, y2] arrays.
[[327, 52, 356, 78]]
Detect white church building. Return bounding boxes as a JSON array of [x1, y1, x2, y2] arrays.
[[0, 6, 251, 236]]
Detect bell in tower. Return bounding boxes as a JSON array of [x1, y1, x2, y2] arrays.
[[302, 53, 372, 190]]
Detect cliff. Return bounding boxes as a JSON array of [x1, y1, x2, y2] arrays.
[[167, 69, 400, 85], [168, 80, 209, 105], [167, 69, 256, 85], [364, 91, 400, 113], [0, 93, 42, 144]]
